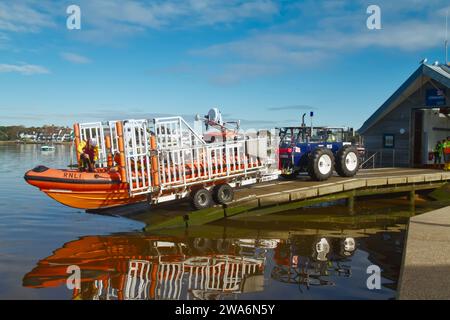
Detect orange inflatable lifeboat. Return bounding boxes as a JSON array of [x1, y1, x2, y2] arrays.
[[24, 165, 145, 210]]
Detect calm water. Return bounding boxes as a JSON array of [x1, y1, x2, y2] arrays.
[[0, 144, 443, 300]]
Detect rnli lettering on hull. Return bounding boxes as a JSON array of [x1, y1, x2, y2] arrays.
[[63, 172, 82, 179]]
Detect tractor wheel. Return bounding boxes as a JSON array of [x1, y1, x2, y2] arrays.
[[191, 188, 213, 210], [307, 148, 334, 181], [212, 184, 234, 204], [335, 146, 360, 177]]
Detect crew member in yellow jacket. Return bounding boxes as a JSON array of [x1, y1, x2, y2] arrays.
[[444, 137, 450, 171], [78, 138, 99, 172]]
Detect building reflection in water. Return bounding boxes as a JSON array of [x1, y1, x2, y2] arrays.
[[23, 224, 405, 300]]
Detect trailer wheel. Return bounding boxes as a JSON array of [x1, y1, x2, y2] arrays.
[[335, 146, 359, 177], [191, 188, 213, 210], [307, 148, 334, 181], [212, 184, 234, 204]]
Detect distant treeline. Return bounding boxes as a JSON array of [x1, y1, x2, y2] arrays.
[[0, 125, 72, 141]]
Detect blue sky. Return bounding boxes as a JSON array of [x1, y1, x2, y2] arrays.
[[0, 0, 449, 129]]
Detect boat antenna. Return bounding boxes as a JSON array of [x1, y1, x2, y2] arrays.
[[446, 9, 448, 65]]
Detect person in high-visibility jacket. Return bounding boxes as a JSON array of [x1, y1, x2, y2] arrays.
[[444, 136, 450, 171], [433, 140, 444, 167], [78, 138, 99, 172]]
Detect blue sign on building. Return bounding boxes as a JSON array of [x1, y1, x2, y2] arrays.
[[425, 88, 446, 106]]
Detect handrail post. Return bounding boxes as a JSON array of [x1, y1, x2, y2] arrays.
[[73, 123, 81, 164], [393, 149, 395, 168], [116, 121, 128, 183], [380, 150, 383, 168], [150, 135, 160, 188]]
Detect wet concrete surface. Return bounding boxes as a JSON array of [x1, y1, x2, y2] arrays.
[[398, 205, 450, 299]]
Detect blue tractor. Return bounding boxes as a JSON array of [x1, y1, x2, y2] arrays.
[[278, 126, 360, 181]]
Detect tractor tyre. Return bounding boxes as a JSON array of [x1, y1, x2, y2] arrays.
[[212, 184, 234, 204], [335, 146, 360, 177], [307, 148, 334, 181], [191, 188, 213, 210]]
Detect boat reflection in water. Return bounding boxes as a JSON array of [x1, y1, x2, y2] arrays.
[[23, 221, 406, 299], [23, 234, 270, 300]]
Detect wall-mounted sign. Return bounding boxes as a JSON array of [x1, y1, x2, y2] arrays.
[[426, 88, 446, 107]]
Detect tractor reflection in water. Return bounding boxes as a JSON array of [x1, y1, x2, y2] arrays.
[[271, 236, 356, 292]]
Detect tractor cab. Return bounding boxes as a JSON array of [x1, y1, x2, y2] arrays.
[[279, 126, 354, 146], [277, 126, 359, 181]]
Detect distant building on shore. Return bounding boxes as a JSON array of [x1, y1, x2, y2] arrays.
[[0, 125, 74, 142], [358, 62, 450, 167]]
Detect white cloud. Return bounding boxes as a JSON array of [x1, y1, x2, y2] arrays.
[[64, 0, 279, 43], [61, 52, 91, 64], [0, 2, 55, 33], [0, 63, 50, 75], [0, 0, 279, 43], [190, 1, 449, 84], [195, 19, 446, 60]]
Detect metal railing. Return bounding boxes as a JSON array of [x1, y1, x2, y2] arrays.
[[75, 117, 273, 197], [123, 120, 153, 196], [157, 138, 266, 190], [359, 149, 396, 169], [78, 122, 108, 167]]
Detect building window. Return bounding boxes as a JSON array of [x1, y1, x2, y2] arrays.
[[383, 134, 395, 148]]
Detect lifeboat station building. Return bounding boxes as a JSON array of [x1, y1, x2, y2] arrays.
[[358, 62, 450, 167]]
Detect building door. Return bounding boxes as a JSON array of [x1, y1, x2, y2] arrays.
[[412, 110, 423, 167]]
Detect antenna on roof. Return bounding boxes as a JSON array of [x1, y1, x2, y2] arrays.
[[445, 9, 448, 65]]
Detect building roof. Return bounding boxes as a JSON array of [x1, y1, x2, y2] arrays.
[[358, 63, 450, 134]]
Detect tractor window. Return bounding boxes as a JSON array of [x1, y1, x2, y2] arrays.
[[279, 128, 304, 146], [325, 128, 344, 142], [309, 128, 327, 142], [279, 127, 352, 145]]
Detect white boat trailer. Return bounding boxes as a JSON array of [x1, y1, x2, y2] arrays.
[[74, 113, 279, 209]]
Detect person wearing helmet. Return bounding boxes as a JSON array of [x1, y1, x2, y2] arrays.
[[77, 138, 99, 172]]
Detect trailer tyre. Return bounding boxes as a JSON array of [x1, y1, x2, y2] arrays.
[[191, 188, 213, 210], [335, 146, 359, 177], [307, 148, 334, 181], [212, 184, 234, 204]]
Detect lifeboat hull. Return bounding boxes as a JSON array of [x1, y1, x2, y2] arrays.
[[45, 189, 146, 210], [24, 166, 145, 210]]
